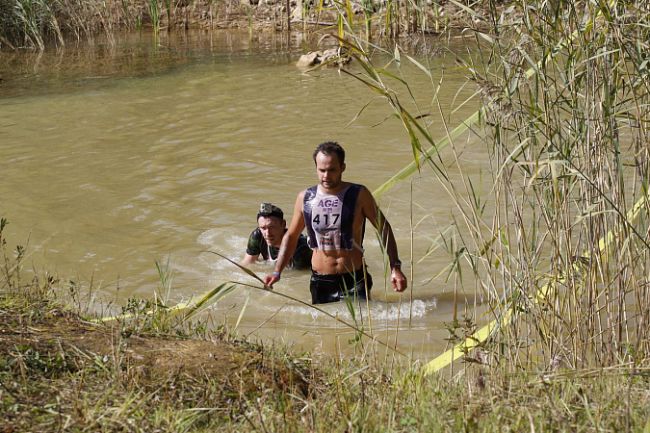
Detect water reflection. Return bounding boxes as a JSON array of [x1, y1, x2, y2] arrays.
[[0, 30, 304, 98]]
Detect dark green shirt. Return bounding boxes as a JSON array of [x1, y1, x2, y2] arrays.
[[245, 228, 312, 270]]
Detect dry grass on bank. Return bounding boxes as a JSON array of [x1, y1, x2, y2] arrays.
[[2, 284, 650, 432], [0, 283, 316, 432], [2, 217, 650, 432]]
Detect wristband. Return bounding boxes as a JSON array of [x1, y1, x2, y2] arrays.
[[272, 271, 281, 279], [390, 260, 402, 270]]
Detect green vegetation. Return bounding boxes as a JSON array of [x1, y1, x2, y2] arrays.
[[2, 0, 650, 430], [0, 0, 222, 49], [2, 219, 650, 431], [0, 0, 484, 50], [337, 0, 650, 374]]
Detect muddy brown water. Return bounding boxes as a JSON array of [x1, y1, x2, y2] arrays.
[[0, 30, 486, 361]]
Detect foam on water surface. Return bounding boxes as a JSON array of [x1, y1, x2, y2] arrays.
[[282, 298, 437, 324]]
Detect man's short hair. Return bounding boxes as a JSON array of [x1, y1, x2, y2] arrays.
[[313, 141, 345, 165], [257, 203, 284, 220]]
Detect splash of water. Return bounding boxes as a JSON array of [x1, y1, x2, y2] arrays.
[[284, 298, 437, 323]]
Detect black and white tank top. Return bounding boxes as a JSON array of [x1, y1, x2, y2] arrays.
[[303, 183, 363, 251]]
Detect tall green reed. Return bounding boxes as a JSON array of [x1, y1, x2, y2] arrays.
[[335, 0, 650, 375], [165, 0, 172, 28], [149, 0, 161, 32], [10, 0, 64, 49], [1, 0, 143, 49], [467, 0, 650, 371], [360, 0, 375, 39]]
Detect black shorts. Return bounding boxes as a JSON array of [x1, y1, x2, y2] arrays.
[[309, 268, 373, 304]]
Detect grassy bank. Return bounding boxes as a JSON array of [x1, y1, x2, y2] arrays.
[[2, 222, 650, 431]]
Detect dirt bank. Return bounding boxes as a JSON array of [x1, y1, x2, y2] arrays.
[[0, 294, 314, 431]]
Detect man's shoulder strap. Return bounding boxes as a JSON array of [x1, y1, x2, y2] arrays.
[[339, 184, 363, 250], [303, 185, 318, 203], [302, 186, 318, 248], [345, 183, 363, 198]]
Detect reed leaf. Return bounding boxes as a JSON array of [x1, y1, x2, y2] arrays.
[[398, 108, 423, 170], [233, 292, 250, 331], [343, 0, 353, 28], [340, 68, 389, 97], [447, 0, 478, 17], [405, 54, 432, 79], [203, 250, 266, 285], [181, 282, 238, 320], [372, 110, 480, 198]]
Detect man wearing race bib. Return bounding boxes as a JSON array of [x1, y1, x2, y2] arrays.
[[263, 141, 407, 304]]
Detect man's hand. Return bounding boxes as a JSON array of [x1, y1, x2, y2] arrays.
[[263, 272, 281, 289], [391, 268, 407, 292]]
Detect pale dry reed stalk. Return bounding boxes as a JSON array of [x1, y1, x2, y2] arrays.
[[463, 0, 650, 371]]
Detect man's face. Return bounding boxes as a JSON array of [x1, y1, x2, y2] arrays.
[[257, 216, 285, 247], [315, 151, 345, 190]]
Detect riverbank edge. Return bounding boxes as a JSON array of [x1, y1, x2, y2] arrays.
[[0, 281, 318, 431], [0, 0, 489, 51], [2, 274, 650, 431]]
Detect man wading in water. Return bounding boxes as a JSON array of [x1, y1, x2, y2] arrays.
[[241, 202, 312, 270], [264, 141, 407, 304]]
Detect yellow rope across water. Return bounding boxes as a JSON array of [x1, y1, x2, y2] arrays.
[[422, 194, 647, 374]]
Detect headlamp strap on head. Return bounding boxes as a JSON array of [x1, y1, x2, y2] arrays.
[[257, 202, 283, 220]]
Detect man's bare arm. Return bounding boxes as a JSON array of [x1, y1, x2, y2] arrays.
[[263, 192, 307, 287], [361, 187, 408, 292], [240, 253, 259, 266]]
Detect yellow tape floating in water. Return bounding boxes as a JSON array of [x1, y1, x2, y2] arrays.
[[97, 296, 197, 323], [423, 195, 647, 374], [95, 282, 235, 323]]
